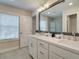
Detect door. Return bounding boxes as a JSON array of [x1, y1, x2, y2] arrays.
[[67, 14, 77, 32], [20, 16, 32, 47]]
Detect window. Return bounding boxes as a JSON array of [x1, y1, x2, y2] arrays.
[[0, 13, 19, 40]]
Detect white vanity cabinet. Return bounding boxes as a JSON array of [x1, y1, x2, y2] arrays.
[[29, 35, 79, 59], [38, 40, 48, 59], [29, 37, 38, 59]]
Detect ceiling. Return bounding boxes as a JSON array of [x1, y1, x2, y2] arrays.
[[41, 0, 79, 18], [0, 0, 49, 11]]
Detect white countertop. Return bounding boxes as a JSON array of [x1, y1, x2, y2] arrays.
[[29, 34, 79, 55]]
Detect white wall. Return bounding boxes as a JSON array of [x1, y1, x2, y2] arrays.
[[0, 4, 32, 50]]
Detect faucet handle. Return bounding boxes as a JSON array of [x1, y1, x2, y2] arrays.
[[72, 32, 75, 35], [72, 32, 77, 41], [60, 33, 64, 39]]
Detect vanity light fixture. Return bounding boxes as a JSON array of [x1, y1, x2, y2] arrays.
[[44, 3, 50, 8], [37, 7, 44, 12], [69, 3, 73, 6]]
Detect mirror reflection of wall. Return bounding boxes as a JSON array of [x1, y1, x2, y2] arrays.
[[40, 15, 48, 31], [48, 17, 56, 32], [39, 0, 79, 33], [49, 16, 62, 32]]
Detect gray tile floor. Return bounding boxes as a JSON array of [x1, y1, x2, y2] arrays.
[[0, 47, 32, 59]]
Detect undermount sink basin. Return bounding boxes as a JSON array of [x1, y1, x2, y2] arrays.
[[49, 38, 63, 42], [53, 39, 63, 42], [58, 39, 79, 48], [50, 38, 79, 48]]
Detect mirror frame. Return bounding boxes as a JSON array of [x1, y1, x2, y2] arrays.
[[38, 0, 65, 32]]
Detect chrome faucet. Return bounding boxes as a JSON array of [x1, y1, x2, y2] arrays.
[[47, 32, 51, 37], [60, 33, 64, 39], [72, 32, 76, 41]]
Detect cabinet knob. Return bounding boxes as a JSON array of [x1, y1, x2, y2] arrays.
[[40, 51, 44, 55], [31, 43, 33, 47], [40, 43, 44, 46]]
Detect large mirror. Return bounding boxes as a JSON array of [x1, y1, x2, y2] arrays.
[[39, 0, 79, 33]]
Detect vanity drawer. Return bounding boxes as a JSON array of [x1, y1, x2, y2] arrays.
[[38, 47, 48, 59], [38, 40, 48, 50]]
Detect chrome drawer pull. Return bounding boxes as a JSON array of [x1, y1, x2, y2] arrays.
[[40, 51, 44, 55], [40, 43, 44, 46]]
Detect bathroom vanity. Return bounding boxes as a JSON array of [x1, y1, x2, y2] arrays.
[[29, 34, 79, 59], [30, 0, 79, 59]]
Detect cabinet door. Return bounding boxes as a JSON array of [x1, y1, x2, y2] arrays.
[[29, 37, 37, 59], [38, 47, 48, 59], [29, 37, 33, 55], [49, 52, 64, 59], [33, 38, 38, 59], [20, 16, 32, 47], [64, 51, 79, 59]]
